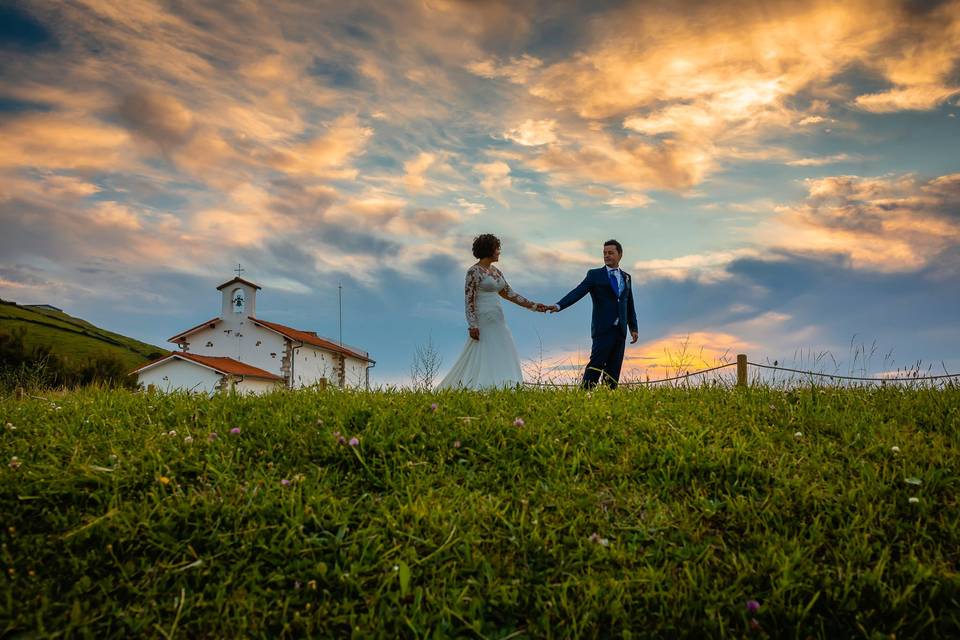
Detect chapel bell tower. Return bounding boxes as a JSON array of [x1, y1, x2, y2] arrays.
[[217, 275, 260, 319]]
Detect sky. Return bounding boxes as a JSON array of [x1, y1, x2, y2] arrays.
[[1, 0, 959, 385]]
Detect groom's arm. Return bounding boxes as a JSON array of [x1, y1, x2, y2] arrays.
[[555, 272, 592, 311], [626, 280, 639, 336]]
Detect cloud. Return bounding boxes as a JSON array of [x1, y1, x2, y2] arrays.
[[118, 91, 195, 150], [604, 193, 653, 208], [402, 152, 436, 193], [475, 160, 512, 201], [632, 249, 762, 284], [764, 172, 960, 272], [786, 153, 858, 166], [503, 119, 557, 146], [0, 264, 54, 290], [0, 112, 130, 170], [266, 113, 373, 179], [91, 201, 142, 231], [455, 198, 486, 215], [627, 331, 758, 376], [467, 54, 542, 84], [854, 85, 960, 112], [526, 130, 714, 192]]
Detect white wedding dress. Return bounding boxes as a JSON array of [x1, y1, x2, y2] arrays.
[[437, 264, 536, 390]]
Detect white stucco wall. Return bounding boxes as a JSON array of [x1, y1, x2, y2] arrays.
[[182, 322, 287, 379], [291, 345, 337, 388], [290, 346, 370, 389], [235, 377, 282, 394], [344, 356, 369, 389], [137, 358, 223, 394]]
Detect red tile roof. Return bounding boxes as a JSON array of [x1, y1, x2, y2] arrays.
[[168, 317, 221, 344], [131, 352, 283, 381], [250, 317, 374, 362], [216, 276, 262, 291]]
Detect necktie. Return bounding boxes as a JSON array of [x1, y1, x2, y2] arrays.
[[608, 269, 619, 296]]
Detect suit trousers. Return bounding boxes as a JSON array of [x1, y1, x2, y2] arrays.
[[582, 326, 627, 389]]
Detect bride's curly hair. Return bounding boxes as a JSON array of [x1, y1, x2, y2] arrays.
[[472, 234, 501, 259]]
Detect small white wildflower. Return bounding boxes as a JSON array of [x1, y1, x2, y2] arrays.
[[4, 422, 14, 431], [794, 431, 803, 438], [183, 436, 193, 444], [8, 456, 21, 470], [908, 497, 920, 504], [891, 446, 901, 453], [168, 430, 177, 437], [393, 565, 399, 571], [588, 532, 610, 546]]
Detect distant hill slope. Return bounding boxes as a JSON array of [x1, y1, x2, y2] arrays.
[[0, 300, 168, 370]]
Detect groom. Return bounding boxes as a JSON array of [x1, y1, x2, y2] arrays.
[[549, 239, 639, 389]]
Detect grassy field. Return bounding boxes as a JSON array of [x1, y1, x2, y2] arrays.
[[0, 301, 167, 370], [2, 386, 958, 638]]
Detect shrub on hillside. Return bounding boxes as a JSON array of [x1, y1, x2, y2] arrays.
[[0, 328, 136, 391]]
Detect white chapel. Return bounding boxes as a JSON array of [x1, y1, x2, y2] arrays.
[[132, 276, 374, 394]]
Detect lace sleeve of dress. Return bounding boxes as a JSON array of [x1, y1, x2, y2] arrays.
[[464, 265, 482, 328], [498, 271, 536, 309]]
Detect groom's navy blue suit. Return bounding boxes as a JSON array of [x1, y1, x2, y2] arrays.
[[556, 267, 638, 388]]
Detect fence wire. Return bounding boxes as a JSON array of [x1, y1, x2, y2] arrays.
[[522, 360, 960, 388], [747, 362, 960, 383]]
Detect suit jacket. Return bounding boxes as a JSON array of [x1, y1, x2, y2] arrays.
[[556, 267, 638, 338]]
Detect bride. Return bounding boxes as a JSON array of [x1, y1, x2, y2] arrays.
[[437, 234, 548, 390]]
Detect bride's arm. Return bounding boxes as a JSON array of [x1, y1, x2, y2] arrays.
[[498, 274, 539, 310], [465, 266, 481, 329]]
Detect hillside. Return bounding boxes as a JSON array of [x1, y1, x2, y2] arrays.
[[0, 300, 167, 370], [2, 386, 958, 637]]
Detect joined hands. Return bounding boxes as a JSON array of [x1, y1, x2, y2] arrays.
[[533, 303, 560, 313]]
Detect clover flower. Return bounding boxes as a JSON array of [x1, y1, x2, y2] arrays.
[[891, 446, 900, 453], [168, 430, 177, 437], [588, 532, 609, 546], [207, 432, 218, 442], [746, 599, 760, 614], [794, 431, 803, 438], [430, 403, 438, 412], [454, 440, 461, 449], [4, 422, 14, 431], [909, 497, 920, 504], [230, 427, 241, 436], [348, 437, 360, 447], [281, 479, 291, 487], [8, 456, 21, 471], [513, 417, 525, 427], [183, 436, 193, 444]]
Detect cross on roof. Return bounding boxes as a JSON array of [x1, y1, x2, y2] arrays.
[[234, 263, 245, 277]]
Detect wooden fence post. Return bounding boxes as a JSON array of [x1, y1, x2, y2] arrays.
[[736, 354, 748, 388], [318, 377, 328, 391], [15, 386, 24, 401]]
